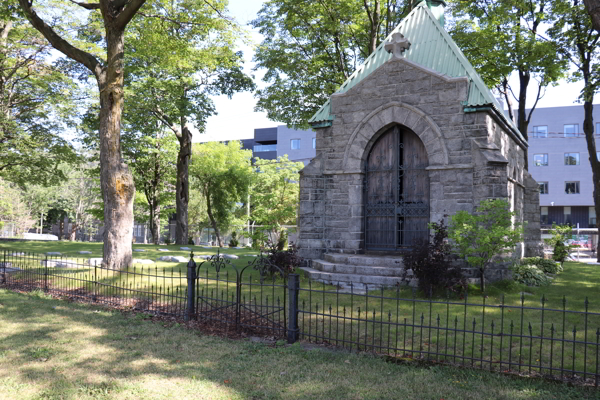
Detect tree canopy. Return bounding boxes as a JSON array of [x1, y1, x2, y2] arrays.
[[0, 5, 79, 186], [189, 141, 253, 247], [252, 0, 411, 128]]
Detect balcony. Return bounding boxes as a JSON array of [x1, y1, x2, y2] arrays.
[[253, 144, 277, 152]]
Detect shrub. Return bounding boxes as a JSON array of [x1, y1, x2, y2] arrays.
[[188, 237, 195, 245], [164, 237, 171, 245], [521, 257, 563, 274], [258, 242, 302, 278], [544, 224, 573, 265], [447, 199, 523, 292], [401, 219, 465, 297], [511, 264, 550, 286], [229, 231, 239, 248]]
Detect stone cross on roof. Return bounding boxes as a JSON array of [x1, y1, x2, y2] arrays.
[[384, 32, 411, 57]]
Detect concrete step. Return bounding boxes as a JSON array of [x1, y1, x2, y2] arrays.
[[299, 267, 415, 288], [324, 253, 404, 268], [312, 260, 405, 277]]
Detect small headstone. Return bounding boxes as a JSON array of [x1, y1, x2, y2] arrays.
[[157, 256, 172, 261], [46, 252, 61, 256], [197, 255, 211, 260], [243, 254, 257, 257], [234, 247, 244, 249], [89, 258, 103, 265], [202, 246, 211, 249], [170, 256, 188, 263], [78, 251, 92, 254], [223, 254, 239, 260], [158, 249, 170, 252], [180, 247, 191, 250], [134, 249, 146, 252], [199, 242, 211, 246], [132, 259, 154, 265], [10, 252, 25, 256]]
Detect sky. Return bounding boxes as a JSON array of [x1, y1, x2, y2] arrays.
[[199, 0, 588, 144]]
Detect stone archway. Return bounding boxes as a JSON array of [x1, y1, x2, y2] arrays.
[[364, 124, 429, 251], [341, 102, 449, 173]]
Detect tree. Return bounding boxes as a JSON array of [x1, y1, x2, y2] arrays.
[[189, 141, 253, 247], [583, 0, 600, 31], [251, 156, 303, 231], [449, 0, 567, 168], [0, 5, 79, 186], [18, 0, 146, 267], [252, 0, 411, 128], [0, 178, 36, 237], [447, 199, 524, 292], [548, 0, 600, 261], [124, 0, 255, 245], [121, 125, 177, 244]]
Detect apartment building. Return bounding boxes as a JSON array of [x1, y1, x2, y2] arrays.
[[527, 105, 600, 228], [241, 125, 316, 165]]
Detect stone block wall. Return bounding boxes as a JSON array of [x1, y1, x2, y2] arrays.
[[298, 55, 541, 261]]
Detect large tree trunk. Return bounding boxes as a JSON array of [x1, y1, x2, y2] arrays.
[[149, 199, 160, 245], [205, 190, 223, 247], [99, 27, 135, 268], [583, 0, 600, 32], [69, 223, 77, 241], [517, 69, 530, 169], [58, 217, 64, 240], [175, 125, 191, 245]]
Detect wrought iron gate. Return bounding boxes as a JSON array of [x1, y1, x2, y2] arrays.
[[364, 125, 429, 251]]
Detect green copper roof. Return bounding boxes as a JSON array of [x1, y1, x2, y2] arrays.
[[308, 1, 524, 143]]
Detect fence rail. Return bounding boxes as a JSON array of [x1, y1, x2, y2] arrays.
[[1, 250, 599, 387]]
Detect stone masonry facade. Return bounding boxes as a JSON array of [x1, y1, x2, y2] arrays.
[[298, 56, 542, 263]]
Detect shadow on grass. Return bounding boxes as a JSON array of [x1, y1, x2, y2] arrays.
[[1, 289, 599, 400]]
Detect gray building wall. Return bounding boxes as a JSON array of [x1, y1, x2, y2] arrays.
[[525, 104, 600, 226], [276, 125, 316, 166]]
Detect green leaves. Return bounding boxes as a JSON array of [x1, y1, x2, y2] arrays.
[[251, 155, 304, 228], [252, 0, 410, 128], [448, 199, 524, 290], [0, 14, 80, 186]]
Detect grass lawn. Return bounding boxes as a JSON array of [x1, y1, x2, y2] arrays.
[[2, 241, 600, 381], [1, 288, 599, 400]]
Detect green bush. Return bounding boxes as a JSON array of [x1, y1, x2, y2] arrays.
[[511, 264, 550, 286], [229, 231, 239, 248], [521, 257, 563, 274]]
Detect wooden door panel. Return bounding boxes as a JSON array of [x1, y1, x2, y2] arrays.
[[365, 126, 429, 251]]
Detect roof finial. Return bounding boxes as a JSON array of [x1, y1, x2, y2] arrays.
[[384, 32, 411, 58]]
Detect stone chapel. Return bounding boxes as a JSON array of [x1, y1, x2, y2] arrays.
[[297, 0, 542, 286]]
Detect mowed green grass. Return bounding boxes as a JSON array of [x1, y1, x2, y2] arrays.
[[1, 289, 599, 400], [2, 241, 600, 378]]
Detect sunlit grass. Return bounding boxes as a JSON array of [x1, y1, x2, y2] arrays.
[[1, 288, 598, 399]]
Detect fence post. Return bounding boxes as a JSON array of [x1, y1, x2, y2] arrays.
[[1, 250, 5, 284], [287, 273, 300, 344], [93, 261, 98, 302], [44, 254, 48, 292], [186, 252, 197, 322]]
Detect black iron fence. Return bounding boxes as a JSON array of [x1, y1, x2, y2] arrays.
[[1, 250, 599, 386]]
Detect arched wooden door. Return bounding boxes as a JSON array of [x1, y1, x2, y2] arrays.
[[364, 125, 429, 251]]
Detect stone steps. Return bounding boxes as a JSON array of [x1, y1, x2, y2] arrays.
[[299, 253, 415, 292]]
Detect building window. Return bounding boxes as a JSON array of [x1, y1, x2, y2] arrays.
[[541, 206, 548, 225], [291, 139, 300, 150], [564, 206, 572, 224], [564, 153, 580, 165], [312, 137, 316, 149], [532, 125, 548, 138], [565, 181, 580, 194], [597, 123, 600, 135], [590, 207, 597, 228], [539, 182, 548, 194], [533, 154, 548, 166], [564, 124, 579, 137]]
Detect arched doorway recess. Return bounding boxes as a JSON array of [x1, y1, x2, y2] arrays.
[[364, 125, 429, 251]]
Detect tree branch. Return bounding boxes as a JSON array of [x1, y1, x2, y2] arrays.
[[17, 0, 103, 79], [68, 0, 100, 10], [114, 0, 147, 30]]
